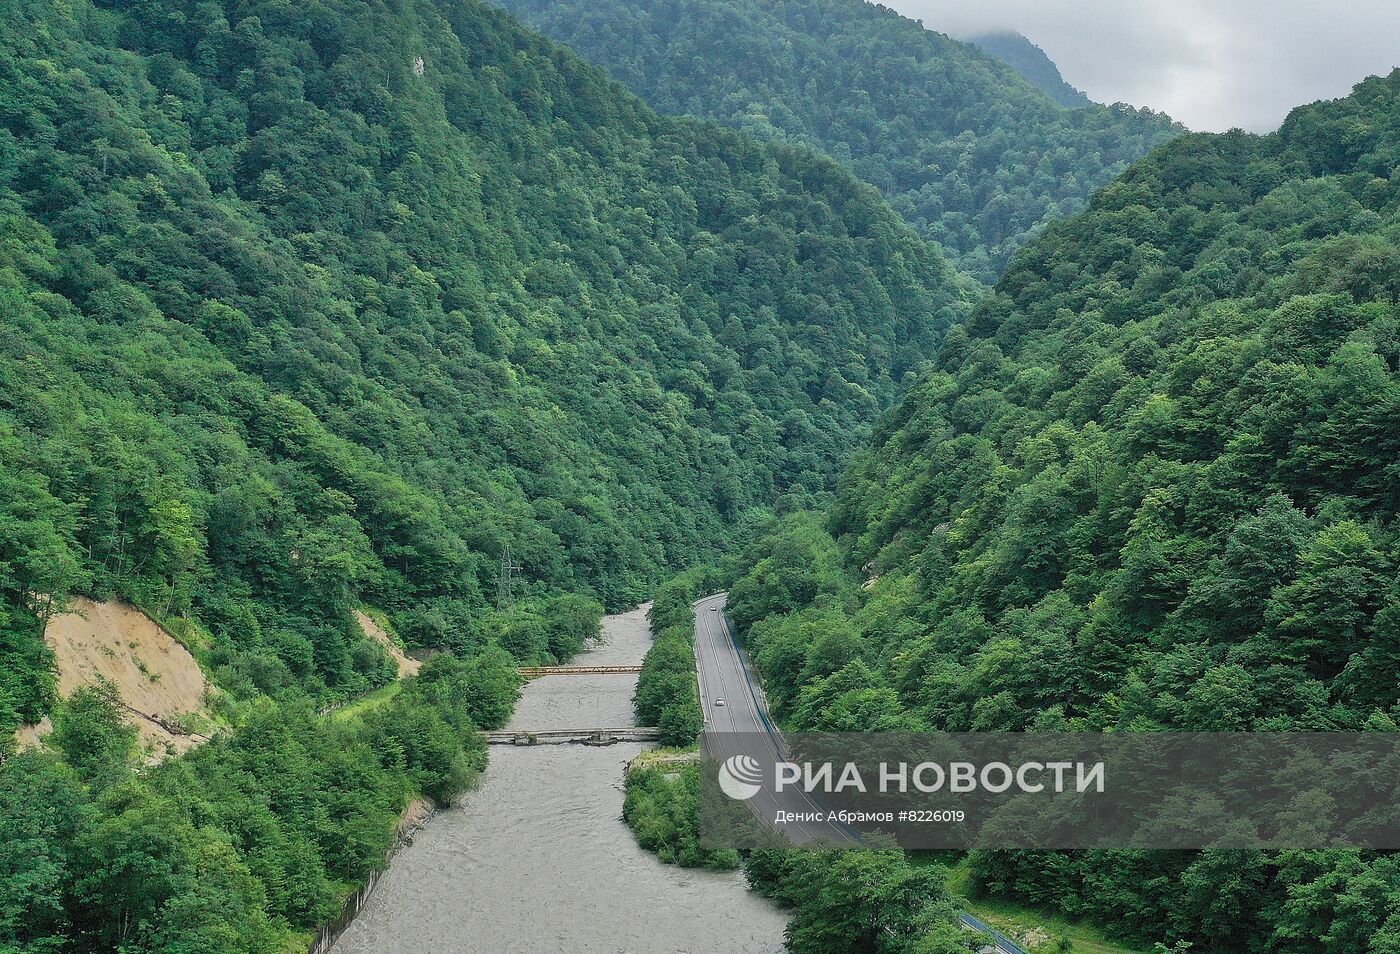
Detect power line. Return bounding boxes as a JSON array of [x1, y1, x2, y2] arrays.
[[496, 545, 522, 610]]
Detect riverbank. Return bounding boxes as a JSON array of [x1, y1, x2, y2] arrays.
[[330, 605, 787, 953], [306, 798, 439, 954]]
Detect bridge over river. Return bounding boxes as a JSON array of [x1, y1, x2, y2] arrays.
[[332, 604, 788, 954], [333, 600, 1026, 954], [482, 726, 661, 745], [516, 664, 641, 677]]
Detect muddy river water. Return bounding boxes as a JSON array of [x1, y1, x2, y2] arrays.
[[333, 605, 787, 953]]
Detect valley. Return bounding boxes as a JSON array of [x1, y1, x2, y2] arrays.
[[1, 0, 1397, 952]]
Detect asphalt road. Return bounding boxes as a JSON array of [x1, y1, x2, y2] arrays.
[[691, 592, 1027, 954], [692, 591, 859, 845], [692, 592, 769, 736]]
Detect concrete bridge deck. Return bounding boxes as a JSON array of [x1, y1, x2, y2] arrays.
[[482, 727, 661, 745], [516, 665, 643, 677]]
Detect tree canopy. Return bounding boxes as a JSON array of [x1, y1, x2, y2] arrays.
[[0, 0, 969, 731], [965, 31, 1091, 109], [0, 0, 968, 948], [726, 71, 1400, 952], [498, 0, 1180, 282]]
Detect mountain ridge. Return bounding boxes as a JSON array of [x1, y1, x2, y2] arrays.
[[0, 0, 976, 948], [496, 0, 1182, 281], [726, 67, 1400, 951], [0, 0, 968, 729], [964, 30, 1091, 108]]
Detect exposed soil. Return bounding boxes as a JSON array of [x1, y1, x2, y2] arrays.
[[17, 602, 420, 759], [355, 610, 421, 677], [22, 597, 212, 759]]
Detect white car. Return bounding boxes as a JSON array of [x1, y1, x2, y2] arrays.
[[715, 698, 726, 707]]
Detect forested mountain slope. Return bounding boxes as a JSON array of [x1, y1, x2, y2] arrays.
[[497, 0, 1181, 282], [0, 0, 974, 948], [727, 72, 1400, 950], [965, 31, 1091, 108], [0, 0, 969, 731]]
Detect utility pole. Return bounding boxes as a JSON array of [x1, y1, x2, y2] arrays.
[[496, 545, 522, 610]]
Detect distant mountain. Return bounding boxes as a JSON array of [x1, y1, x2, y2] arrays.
[[965, 30, 1091, 108], [497, 0, 1181, 284]]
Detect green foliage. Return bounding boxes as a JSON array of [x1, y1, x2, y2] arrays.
[[66, 783, 285, 954], [966, 849, 1400, 954], [965, 32, 1091, 109], [0, 663, 493, 953], [633, 565, 721, 745], [0, 0, 967, 721], [414, 646, 523, 731], [538, 593, 605, 661], [726, 512, 855, 636], [655, 695, 703, 746], [0, 0, 974, 947], [634, 629, 699, 738], [622, 762, 739, 869], [499, 0, 1180, 283], [0, 754, 86, 952], [727, 71, 1400, 952], [51, 681, 138, 784], [363, 691, 481, 805], [746, 847, 972, 953], [491, 593, 602, 665], [0, 441, 86, 732], [649, 566, 728, 632]]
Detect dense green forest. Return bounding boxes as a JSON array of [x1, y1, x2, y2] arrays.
[[965, 31, 1090, 109], [5, 0, 1396, 949], [496, 0, 1180, 282], [0, 0, 975, 948], [744, 847, 976, 954], [633, 566, 716, 745], [726, 72, 1400, 951], [625, 560, 986, 951], [0, 0, 968, 732]]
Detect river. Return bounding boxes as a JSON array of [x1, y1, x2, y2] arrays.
[[332, 604, 788, 953]]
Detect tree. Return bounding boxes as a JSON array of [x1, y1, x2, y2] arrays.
[[785, 850, 956, 954], [657, 692, 703, 746], [416, 647, 522, 731], [0, 754, 87, 951], [1267, 521, 1386, 677], [51, 681, 138, 783], [720, 67, 1400, 952]]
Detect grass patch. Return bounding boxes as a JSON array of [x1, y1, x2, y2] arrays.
[[627, 746, 699, 772], [328, 681, 403, 723], [942, 861, 1151, 954]]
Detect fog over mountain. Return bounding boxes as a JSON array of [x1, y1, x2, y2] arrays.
[[890, 0, 1400, 132]]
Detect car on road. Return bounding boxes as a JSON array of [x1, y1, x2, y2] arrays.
[[715, 698, 726, 707], [710, 606, 718, 611]]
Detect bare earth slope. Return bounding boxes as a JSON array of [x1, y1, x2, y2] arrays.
[[355, 610, 421, 678], [18, 598, 212, 758]]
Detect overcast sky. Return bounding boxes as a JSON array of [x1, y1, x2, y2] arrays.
[[884, 0, 1400, 133]]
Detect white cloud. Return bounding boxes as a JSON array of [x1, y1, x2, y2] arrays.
[[884, 0, 1400, 132]]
